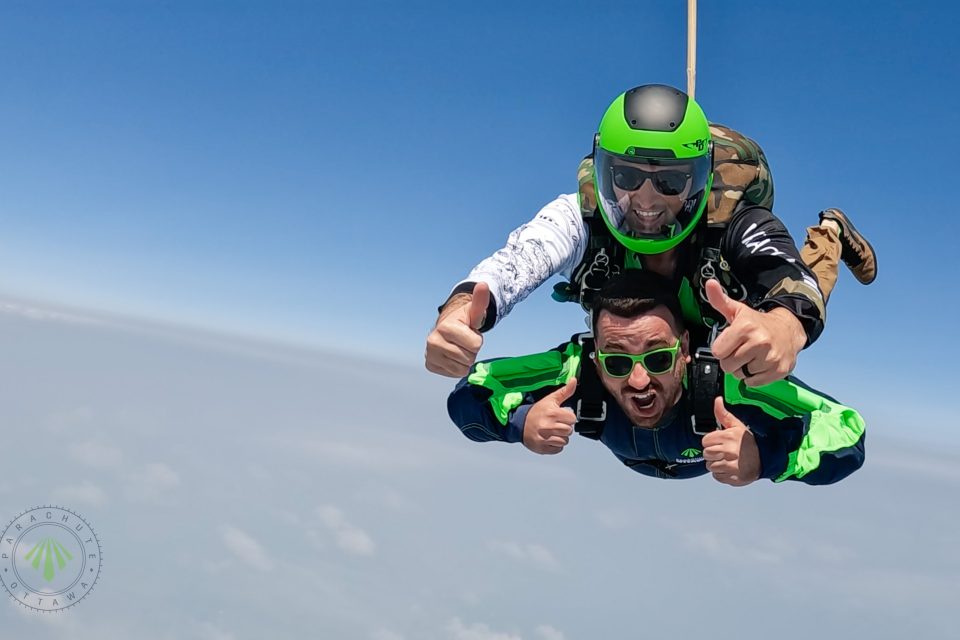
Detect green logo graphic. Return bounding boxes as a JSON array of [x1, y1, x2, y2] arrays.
[[24, 537, 74, 582], [680, 448, 702, 458], [1, 506, 102, 612]]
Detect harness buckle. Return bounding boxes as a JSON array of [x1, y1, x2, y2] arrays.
[[690, 347, 724, 435], [576, 399, 607, 422]]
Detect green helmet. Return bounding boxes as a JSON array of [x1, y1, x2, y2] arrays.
[[593, 84, 713, 254]]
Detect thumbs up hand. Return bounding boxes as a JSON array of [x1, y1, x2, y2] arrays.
[[522, 378, 578, 455], [705, 279, 806, 386], [702, 397, 760, 486], [425, 282, 491, 377]]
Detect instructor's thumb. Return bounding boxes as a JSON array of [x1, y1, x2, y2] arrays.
[[705, 279, 744, 325], [468, 282, 490, 331]]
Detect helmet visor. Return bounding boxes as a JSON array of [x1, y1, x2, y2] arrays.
[[595, 148, 711, 242]]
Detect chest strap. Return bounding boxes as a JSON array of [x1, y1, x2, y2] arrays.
[[573, 334, 606, 441]]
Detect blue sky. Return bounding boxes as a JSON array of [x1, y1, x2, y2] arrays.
[[1, 0, 958, 445]]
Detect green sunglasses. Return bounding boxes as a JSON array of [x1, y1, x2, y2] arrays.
[[595, 338, 682, 377]]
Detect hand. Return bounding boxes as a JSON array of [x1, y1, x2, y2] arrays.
[[702, 397, 761, 487], [522, 378, 578, 455], [424, 282, 490, 377], [704, 279, 806, 386]]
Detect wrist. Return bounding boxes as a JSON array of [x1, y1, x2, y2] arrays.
[[763, 306, 807, 352], [438, 293, 473, 322]]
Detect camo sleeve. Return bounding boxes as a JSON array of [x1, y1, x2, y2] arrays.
[[448, 194, 588, 330], [722, 207, 826, 346]]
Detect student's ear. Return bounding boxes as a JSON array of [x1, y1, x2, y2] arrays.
[[681, 330, 691, 364]]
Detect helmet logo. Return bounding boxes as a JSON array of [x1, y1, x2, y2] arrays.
[[682, 138, 707, 152]]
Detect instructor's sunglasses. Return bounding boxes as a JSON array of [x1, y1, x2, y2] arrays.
[[596, 338, 682, 377], [611, 165, 690, 196]]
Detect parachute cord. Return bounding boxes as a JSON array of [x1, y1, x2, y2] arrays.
[[687, 0, 697, 98]]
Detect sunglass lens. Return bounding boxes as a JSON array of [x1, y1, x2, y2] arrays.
[[642, 351, 674, 374], [612, 166, 642, 190], [604, 355, 634, 377], [653, 171, 689, 196], [612, 167, 689, 195]]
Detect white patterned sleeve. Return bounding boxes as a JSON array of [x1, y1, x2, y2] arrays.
[[452, 193, 588, 326]]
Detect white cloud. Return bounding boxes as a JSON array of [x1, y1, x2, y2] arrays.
[[377, 487, 413, 512], [594, 507, 636, 530], [267, 436, 426, 471], [682, 529, 790, 565], [52, 480, 107, 507], [68, 441, 124, 469], [534, 626, 566, 640], [488, 540, 560, 572], [124, 462, 181, 501], [195, 621, 237, 640], [869, 450, 960, 482], [0, 300, 100, 326], [46, 406, 97, 433], [446, 618, 523, 640], [8, 598, 75, 627], [317, 504, 376, 557], [221, 525, 275, 572]]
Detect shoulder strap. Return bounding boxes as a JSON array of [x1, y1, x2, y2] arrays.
[[686, 346, 725, 435], [572, 334, 605, 440], [552, 207, 624, 312], [553, 154, 624, 312]]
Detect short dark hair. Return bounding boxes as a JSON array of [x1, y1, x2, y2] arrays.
[[591, 271, 685, 333]]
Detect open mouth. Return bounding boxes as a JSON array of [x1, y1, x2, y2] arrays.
[[630, 392, 657, 413]]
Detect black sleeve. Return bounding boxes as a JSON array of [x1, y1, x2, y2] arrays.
[[721, 207, 826, 346]]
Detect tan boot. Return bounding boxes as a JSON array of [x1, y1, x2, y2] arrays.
[[819, 208, 877, 284]]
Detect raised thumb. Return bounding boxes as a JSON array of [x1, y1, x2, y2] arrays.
[[468, 282, 490, 331], [713, 396, 733, 430], [704, 279, 742, 325], [550, 377, 579, 405]]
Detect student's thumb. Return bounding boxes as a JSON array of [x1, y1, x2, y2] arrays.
[[550, 377, 579, 405], [713, 396, 735, 430], [704, 279, 743, 325], [468, 282, 490, 331]]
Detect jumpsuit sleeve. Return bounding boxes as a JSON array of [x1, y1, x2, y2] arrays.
[[446, 341, 580, 444], [735, 401, 866, 485], [446, 376, 531, 444]]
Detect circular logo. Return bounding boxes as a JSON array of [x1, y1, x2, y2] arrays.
[[1, 506, 102, 612]]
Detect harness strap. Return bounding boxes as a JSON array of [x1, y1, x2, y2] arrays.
[[687, 347, 724, 434], [573, 334, 606, 441], [553, 207, 624, 311]]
